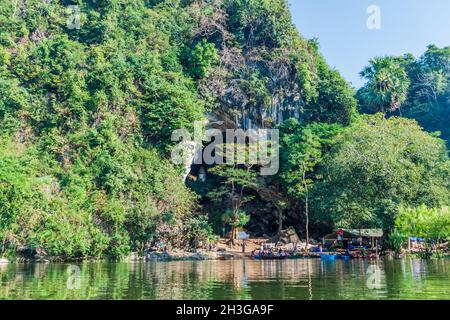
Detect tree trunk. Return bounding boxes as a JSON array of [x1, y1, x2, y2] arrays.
[[277, 208, 283, 235], [305, 195, 309, 250], [230, 226, 236, 245], [302, 170, 310, 250], [1, 238, 6, 258]]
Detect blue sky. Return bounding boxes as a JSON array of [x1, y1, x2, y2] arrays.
[[289, 0, 450, 88]]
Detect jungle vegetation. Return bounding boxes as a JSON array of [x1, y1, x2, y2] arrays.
[[0, 0, 448, 258]]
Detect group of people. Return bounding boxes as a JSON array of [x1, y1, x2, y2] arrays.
[[250, 248, 291, 259]]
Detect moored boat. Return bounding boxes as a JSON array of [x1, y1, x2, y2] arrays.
[[252, 254, 289, 260], [320, 253, 337, 260]]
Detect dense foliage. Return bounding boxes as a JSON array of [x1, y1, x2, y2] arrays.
[[277, 115, 450, 237], [358, 57, 410, 114], [395, 205, 450, 243], [0, 0, 448, 258], [312, 115, 450, 231], [393, 205, 450, 258], [278, 120, 343, 241], [0, 0, 212, 258], [358, 45, 450, 146]]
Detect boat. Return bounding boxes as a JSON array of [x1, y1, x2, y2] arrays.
[[320, 253, 337, 260], [252, 255, 289, 260]]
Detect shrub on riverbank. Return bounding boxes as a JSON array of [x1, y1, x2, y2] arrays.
[[392, 205, 450, 258]]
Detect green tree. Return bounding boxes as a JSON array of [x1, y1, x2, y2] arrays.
[[0, 0, 209, 258], [395, 205, 450, 258], [401, 45, 450, 147], [208, 163, 257, 244], [386, 230, 407, 259], [304, 53, 358, 125], [279, 119, 342, 246], [186, 39, 219, 79], [358, 57, 410, 114], [313, 115, 450, 232], [359, 45, 450, 147]]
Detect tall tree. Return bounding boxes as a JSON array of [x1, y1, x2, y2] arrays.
[[359, 46, 450, 147], [358, 57, 410, 114], [208, 163, 257, 244], [279, 120, 342, 246], [401, 45, 450, 147]]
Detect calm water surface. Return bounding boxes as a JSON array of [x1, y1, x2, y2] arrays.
[[0, 258, 448, 300]]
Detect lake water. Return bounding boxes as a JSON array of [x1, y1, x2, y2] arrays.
[[0, 258, 448, 300]]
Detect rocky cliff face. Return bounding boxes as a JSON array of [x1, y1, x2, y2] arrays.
[[184, 0, 356, 130]]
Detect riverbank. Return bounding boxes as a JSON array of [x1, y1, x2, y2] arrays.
[[145, 237, 316, 261], [3, 250, 449, 263], [141, 238, 272, 261], [3, 236, 448, 263], [2, 250, 251, 263], [1, 238, 305, 263]]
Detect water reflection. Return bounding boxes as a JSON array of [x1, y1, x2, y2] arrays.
[[0, 259, 448, 300]]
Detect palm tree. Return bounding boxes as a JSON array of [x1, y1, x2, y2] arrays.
[[358, 57, 410, 114]]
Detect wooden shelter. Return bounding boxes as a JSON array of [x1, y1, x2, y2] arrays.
[[323, 229, 383, 247]]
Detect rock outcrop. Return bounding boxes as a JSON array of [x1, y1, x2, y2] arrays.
[[268, 228, 300, 245]]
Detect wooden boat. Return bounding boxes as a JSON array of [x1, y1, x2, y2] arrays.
[[252, 255, 289, 260]]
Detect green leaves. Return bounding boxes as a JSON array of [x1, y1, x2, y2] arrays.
[[0, 0, 447, 258], [226, 0, 296, 48], [207, 164, 258, 235], [209, 164, 258, 190], [359, 45, 450, 147], [304, 57, 358, 125], [313, 115, 450, 231], [278, 119, 342, 198], [392, 205, 449, 259], [403, 45, 450, 147], [386, 230, 407, 258], [396, 205, 450, 241], [0, 0, 211, 258], [222, 209, 250, 228], [358, 56, 410, 114], [0, 78, 30, 134], [185, 39, 219, 79]]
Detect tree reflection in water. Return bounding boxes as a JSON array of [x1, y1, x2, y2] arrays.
[[0, 259, 448, 299]]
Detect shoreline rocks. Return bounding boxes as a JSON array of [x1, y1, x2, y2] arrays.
[[146, 250, 245, 261]]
